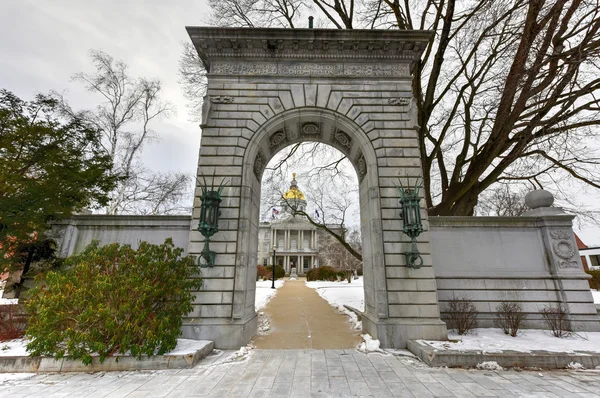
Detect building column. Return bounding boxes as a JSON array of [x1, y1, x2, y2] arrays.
[[300, 255, 303, 272]]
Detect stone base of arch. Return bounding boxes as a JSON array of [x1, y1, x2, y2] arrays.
[[362, 315, 448, 349], [181, 315, 258, 350]]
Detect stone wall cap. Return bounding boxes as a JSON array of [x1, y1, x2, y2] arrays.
[[429, 215, 574, 228], [186, 26, 434, 68]]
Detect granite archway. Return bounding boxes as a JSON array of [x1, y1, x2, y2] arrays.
[[184, 26, 448, 348]]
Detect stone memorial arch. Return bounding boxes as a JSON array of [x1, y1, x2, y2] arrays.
[[184, 27, 448, 349]]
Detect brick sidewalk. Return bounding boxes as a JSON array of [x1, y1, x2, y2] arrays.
[[2, 349, 600, 397]]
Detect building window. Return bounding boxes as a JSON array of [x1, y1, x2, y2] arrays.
[[591, 255, 600, 266]]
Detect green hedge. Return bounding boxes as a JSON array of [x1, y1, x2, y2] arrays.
[[25, 238, 201, 364], [306, 266, 345, 281], [587, 270, 600, 290]]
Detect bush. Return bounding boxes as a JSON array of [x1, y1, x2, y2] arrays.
[[256, 265, 270, 281], [25, 238, 201, 364], [266, 265, 285, 280], [494, 302, 525, 337], [586, 270, 600, 290], [0, 304, 27, 341], [540, 305, 571, 338], [306, 266, 342, 281], [445, 294, 478, 335]]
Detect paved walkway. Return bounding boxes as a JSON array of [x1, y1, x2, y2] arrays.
[[2, 349, 600, 397], [253, 279, 361, 349]]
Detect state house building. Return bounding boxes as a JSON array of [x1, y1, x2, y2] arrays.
[[257, 174, 341, 275]]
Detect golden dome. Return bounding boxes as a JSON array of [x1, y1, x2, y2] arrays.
[[282, 173, 306, 201]]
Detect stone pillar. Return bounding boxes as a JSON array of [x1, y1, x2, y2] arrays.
[[523, 190, 600, 331]]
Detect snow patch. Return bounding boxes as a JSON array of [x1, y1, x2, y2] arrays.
[[358, 334, 384, 353], [592, 289, 600, 304], [0, 338, 29, 357], [567, 362, 585, 370], [0, 287, 18, 305], [165, 339, 212, 356], [0, 373, 35, 385], [256, 311, 271, 335], [476, 361, 503, 371], [255, 280, 284, 311], [306, 277, 364, 329], [419, 328, 600, 354]]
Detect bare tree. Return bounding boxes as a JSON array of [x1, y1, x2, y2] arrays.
[[178, 42, 207, 122], [186, 0, 600, 221], [207, 0, 307, 28], [263, 143, 362, 260], [321, 229, 362, 282], [59, 50, 191, 214], [476, 184, 529, 217]]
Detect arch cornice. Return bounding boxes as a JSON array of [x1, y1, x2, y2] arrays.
[[186, 27, 433, 71]]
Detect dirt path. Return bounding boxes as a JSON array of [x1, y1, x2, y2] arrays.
[[253, 279, 361, 349]]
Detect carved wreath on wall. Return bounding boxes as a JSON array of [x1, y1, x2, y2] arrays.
[[549, 230, 578, 268], [269, 130, 286, 148], [254, 153, 266, 179], [333, 130, 352, 151]]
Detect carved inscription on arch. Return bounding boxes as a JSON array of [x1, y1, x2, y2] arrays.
[[212, 61, 409, 77]]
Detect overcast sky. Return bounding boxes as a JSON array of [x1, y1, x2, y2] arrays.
[[1, 0, 598, 245]]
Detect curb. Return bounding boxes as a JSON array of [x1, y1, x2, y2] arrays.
[[0, 341, 214, 373], [407, 340, 600, 369]]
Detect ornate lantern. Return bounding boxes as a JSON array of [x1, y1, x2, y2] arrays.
[[197, 175, 227, 267], [398, 177, 424, 268]]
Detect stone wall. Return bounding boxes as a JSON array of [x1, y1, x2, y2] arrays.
[[430, 216, 600, 332], [47, 212, 600, 336], [51, 215, 192, 258]]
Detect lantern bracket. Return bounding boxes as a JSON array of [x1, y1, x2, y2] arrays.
[[197, 174, 228, 267], [397, 177, 424, 269]]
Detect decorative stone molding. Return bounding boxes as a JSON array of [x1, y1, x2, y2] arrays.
[[200, 95, 211, 128], [210, 95, 234, 104], [300, 122, 320, 138], [356, 153, 367, 182], [549, 230, 578, 268], [333, 130, 352, 152], [388, 97, 411, 106], [187, 27, 433, 65], [211, 62, 409, 77], [269, 130, 287, 148], [253, 152, 266, 179]]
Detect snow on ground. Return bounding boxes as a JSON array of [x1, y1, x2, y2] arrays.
[[255, 279, 284, 311], [592, 289, 600, 304], [305, 277, 364, 330], [1, 338, 213, 358], [0, 339, 28, 357], [420, 328, 600, 354], [0, 288, 18, 305], [165, 339, 213, 356]]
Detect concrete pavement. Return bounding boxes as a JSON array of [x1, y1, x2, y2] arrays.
[[2, 349, 600, 397], [253, 280, 361, 349]]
